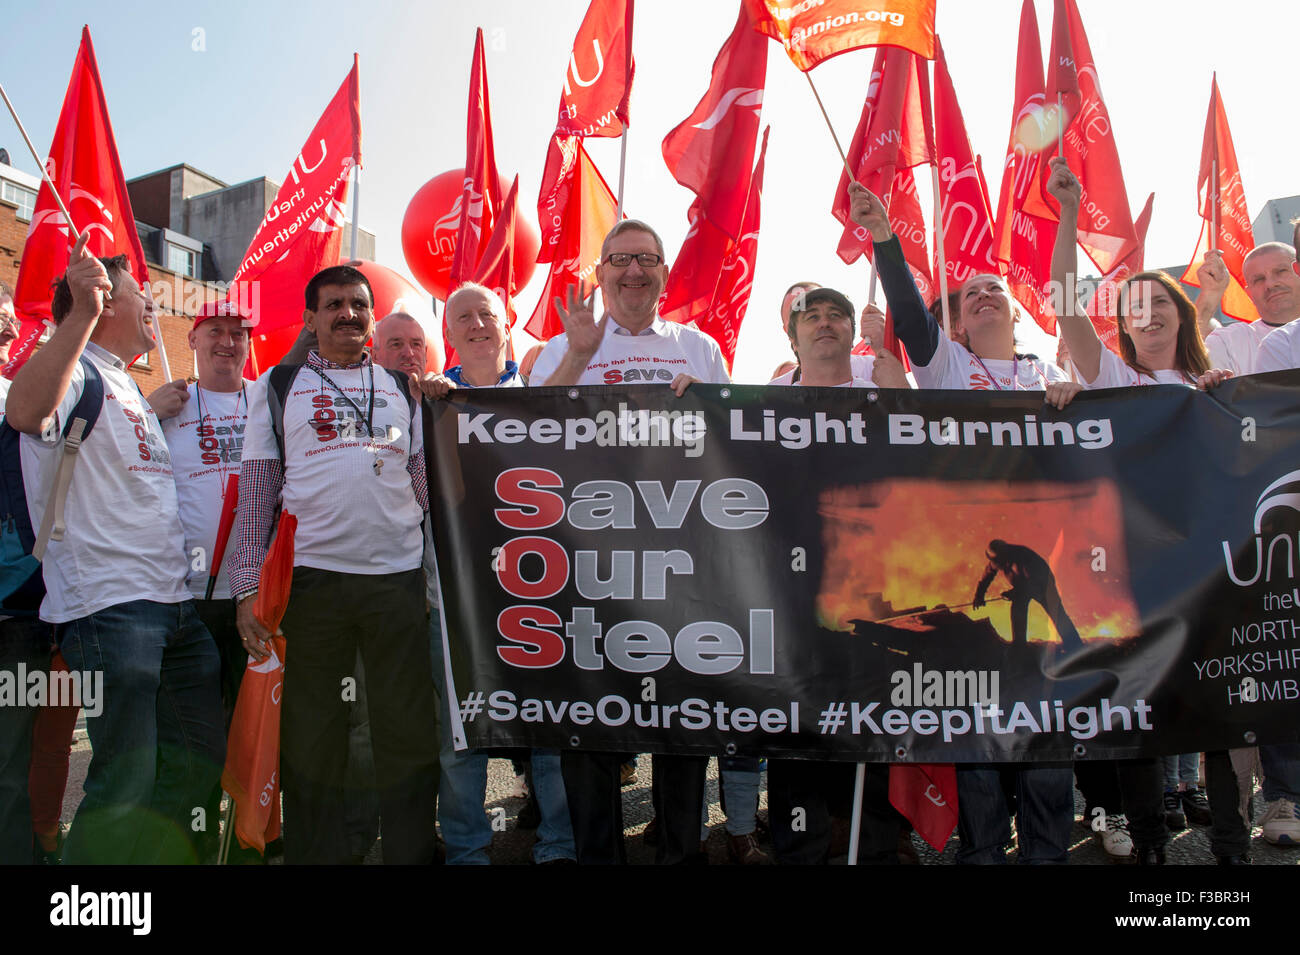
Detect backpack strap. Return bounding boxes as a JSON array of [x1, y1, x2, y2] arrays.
[[32, 357, 105, 561], [266, 363, 303, 464], [379, 365, 418, 425]]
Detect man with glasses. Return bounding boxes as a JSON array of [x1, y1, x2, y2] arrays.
[[528, 220, 727, 864]]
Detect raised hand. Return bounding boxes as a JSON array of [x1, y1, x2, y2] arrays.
[[555, 283, 604, 361], [146, 379, 191, 420], [859, 304, 887, 348], [1197, 250, 1230, 297], [847, 181, 892, 243], [1046, 156, 1081, 210], [66, 231, 113, 322]]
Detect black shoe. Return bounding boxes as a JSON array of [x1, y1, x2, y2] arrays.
[[1137, 846, 1166, 865], [1181, 788, 1212, 826], [1163, 791, 1187, 831], [1216, 853, 1252, 865], [33, 825, 67, 865]]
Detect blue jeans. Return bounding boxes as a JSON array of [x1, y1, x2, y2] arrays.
[[0, 617, 54, 863], [530, 749, 576, 863], [1261, 744, 1300, 802], [702, 757, 762, 839], [429, 609, 492, 864], [956, 763, 1073, 864], [57, 599, 225, 864], [1162, 753, 1200, 791]]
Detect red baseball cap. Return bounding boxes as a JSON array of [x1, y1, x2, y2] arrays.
[[194, 299, 253, 328]]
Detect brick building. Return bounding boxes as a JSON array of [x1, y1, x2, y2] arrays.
[[2, 156, 374, 392]]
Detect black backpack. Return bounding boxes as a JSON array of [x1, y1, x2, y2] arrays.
[[0, 356, 105, 617]]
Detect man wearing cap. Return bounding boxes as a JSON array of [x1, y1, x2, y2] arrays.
[[153, 300, 254, 858]]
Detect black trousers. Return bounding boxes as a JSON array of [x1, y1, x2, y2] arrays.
[[0, 617, 54, 864], [279, 567, 439, 864], [1074, 757, 1168, 851], [1205, 749, 1250, 858], [561, 751, 707, 864], [767, 759, 901, 864]]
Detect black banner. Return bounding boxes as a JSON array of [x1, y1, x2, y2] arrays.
[[428, 373, 1300, 761]]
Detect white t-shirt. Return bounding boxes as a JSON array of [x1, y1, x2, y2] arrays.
[[911, 335, 1069, 391], [162, 382, 252, 600], [20, 342, 189, 623], [0, 376, 11, 415], [529, 315, 729, 386], [1254, 321, 1300, 375], [1083, 348, 1195, 390], [424, 367, 524, 608], [241, 361, 425, 575], [1205, 319, 1288, 376], [769, 355, 878, 386]]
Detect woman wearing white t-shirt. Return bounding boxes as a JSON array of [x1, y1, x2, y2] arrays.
[[846, 183, 1079, 407], [1046, 157, 1229, 394], [846, 183, 1078, 864]]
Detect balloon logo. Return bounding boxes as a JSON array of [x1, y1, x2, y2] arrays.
[[401, 169, 540, 301]]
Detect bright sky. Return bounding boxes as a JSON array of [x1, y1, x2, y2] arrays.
[[3, 1, 1296, 382]]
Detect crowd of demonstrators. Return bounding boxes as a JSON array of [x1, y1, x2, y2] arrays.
[[1, 194, 1299, 866]]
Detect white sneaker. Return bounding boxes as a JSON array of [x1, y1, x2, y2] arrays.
[[1260, 798, 1300, 846], [1094, 812, 1133, 859]]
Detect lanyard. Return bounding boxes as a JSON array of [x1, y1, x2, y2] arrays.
[[193, 384, 247, 496], [972, 353, 1021, 391], [311, 363, 376, 438]]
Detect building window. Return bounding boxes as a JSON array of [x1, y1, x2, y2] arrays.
[[1, 181, 37, 221], [166, 242, 195, 278]]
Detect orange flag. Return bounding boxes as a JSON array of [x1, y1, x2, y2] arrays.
[[745, 0, 936, 68], [221, 511, 296, 852], [1180, 75, 1258, 323], [524, 143, 619, 341]]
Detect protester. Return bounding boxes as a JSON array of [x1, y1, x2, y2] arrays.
[[0, 282, 15, 400], [851, 178, 1078, 864], [6, 234, 225, 863], [528, 219, 724, 864], [372, 311, 431, 379], [1254, 234, 1300, 374], [1196, 243, 1300, 375], [414, 282, 577, 865], [229, 263, 440, 864]]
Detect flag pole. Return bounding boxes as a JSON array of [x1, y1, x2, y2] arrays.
[[804, 73, 856, 182], [846, 763, 866, 865], [1056, 92, 1064, 159], [151, 322, 174, 383], [615, 129, 628, 220], [349, 163, 361, 260], [866, 180, 897, 308], [0, 82, 82, 243], [1210, 156, 1219, 255], [931, 165, 951, 341]]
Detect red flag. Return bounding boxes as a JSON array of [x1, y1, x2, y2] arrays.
[[537, 0, 634, 255], [1024, 0, 1138, 276], [1089, 191, 1154, 354], [992, 0, 1058, 334], [1180, 76, 1258, 323], [889, 764, 958, 852], [524, 143, 619, 342], [832, 45, 935, 298], [204, 474, 240, 601], [5, 27, 150, 377], [663, 127, 770, 371], [449, 29, 503, 289], [230, 58, 362, 373], [445, 30, 504, 369], [744, 0, 936, 69], [661, 4, 767, 240], [1045, 0, 1081, 127], [470, 176, 520, 328], [931, 39, 999, 290]]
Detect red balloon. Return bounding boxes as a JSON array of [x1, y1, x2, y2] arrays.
[[401, 168, 540, 300]]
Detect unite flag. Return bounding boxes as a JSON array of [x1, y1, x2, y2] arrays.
[[229, 57, 362, 375], [6, 27, 149, 378], [1180, 76, 1258, 324], [744, 0, 937, 69]]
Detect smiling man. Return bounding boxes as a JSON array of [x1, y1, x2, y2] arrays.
[[1200, 242, 1300, 375], [5, 235, 225, 864], [526, 221, 727, 865], [0, 282, 16, 410], [229, 263, 440, 864]]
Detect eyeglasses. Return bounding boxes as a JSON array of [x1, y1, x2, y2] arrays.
[[602, 252, 663, 268]]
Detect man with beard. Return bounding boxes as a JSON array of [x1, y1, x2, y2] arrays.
[[229, 264, 440, 864]]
